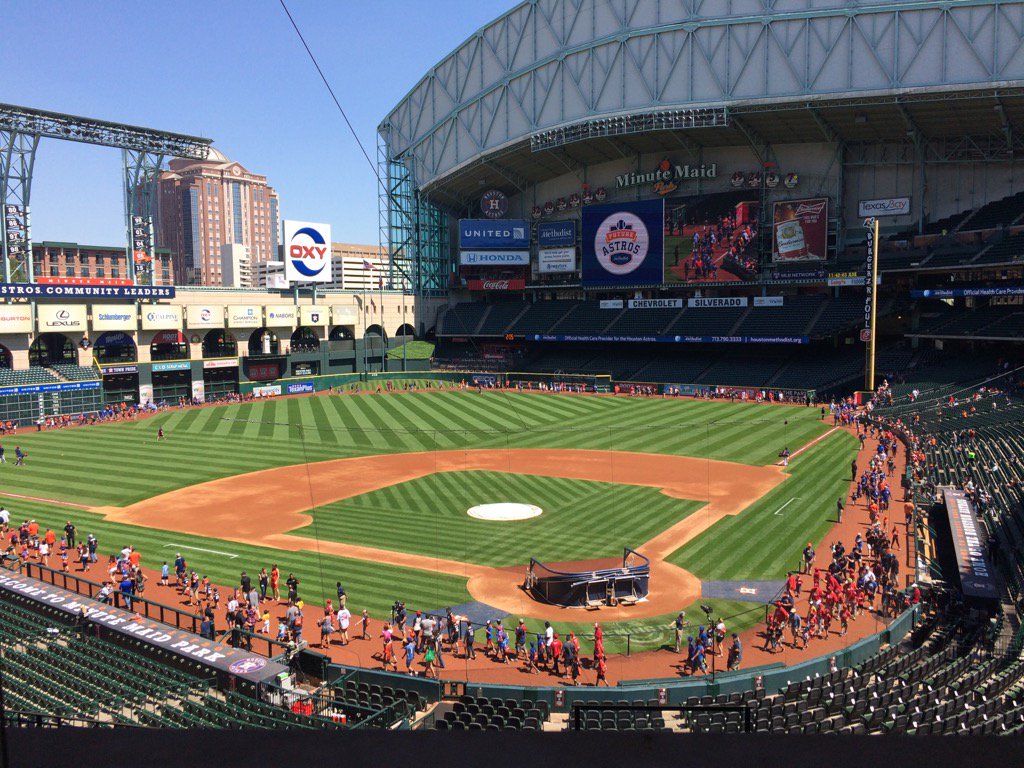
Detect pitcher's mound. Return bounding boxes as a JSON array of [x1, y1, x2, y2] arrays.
[[467, 503, 542, 521]]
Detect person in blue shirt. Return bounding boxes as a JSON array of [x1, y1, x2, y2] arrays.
[[404, 636, 417, 673], [119, 576, 134, 610], [160, 562, 169, 586], [728, 634, 742, 670]]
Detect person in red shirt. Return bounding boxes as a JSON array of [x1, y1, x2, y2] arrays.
[[270, 565, 280, 601], [595, 653, 609, 687], [551, 634, 564, 677], [593, 622, 604, 661]]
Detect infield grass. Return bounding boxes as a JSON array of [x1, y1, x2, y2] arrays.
[[297, 470, 705, 567]]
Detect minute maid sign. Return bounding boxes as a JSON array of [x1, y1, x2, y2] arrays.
[[616, 159, 717, 197]]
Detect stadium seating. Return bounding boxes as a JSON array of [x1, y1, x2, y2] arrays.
[[475, 301, 529, 335], [439, 303, 491, 336], [508, 300, 579, 335], [50, 363, 101, 382], [0, 367, 60, 387], [434, 694, 549, 731]]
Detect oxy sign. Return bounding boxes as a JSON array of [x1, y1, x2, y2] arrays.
[[283, 220, 332, 284]]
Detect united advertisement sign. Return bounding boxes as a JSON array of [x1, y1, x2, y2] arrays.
[[582, 199, 664, 287], [458, 219, 529, 249]]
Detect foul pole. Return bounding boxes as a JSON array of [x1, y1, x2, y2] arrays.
[[864, 217, 880, 391]]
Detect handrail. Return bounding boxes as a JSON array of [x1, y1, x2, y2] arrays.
[[20, 561, 202, 634]]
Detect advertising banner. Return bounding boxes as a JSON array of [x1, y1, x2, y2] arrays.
[[459, 250, 530, 266], [202, 358, 238, 369], [150, 329, 185, 346], [537, 247, 577, 274], [0, 283, 174, 300], [0, 380, 101, 396], [626, 299, 683, 309], [331, 305, 357, 325], [858, 197, 910, 217], [912, 286, 1024, 298], [459, 219, 529, 249], [582, 199, 665, 287], [753, 296, 784, 307], [287, 381, 315, 394], [828, 272, 880, 287], [0, 304, 32, 333], [101, 364, 138, 375], [599, 300, 624, 310], [141, 305, 182, 330], [227, 305, 261, 328], [253, 385, 282, 397], [36, 304, 87, 332], [942, 488, 999, 600], [466, 279, 526, 291], [151, 361, 190, 373], [528, 333, 806, 344], [299, 306, 327, 326], [91, 304, 137, 331], [687, 297, 748, 308], [772, 198, 829, 262], [538, 220, 576, 248], [139, 384, 153, 403], [186, 305, 224, 329], [191, 380, 205, 403], [282, 220, 332, 284], [264, 305, 298, 328], [36, 276, 134, 287]]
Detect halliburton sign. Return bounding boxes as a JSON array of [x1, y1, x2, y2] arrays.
[[467, 279, 526, 291]]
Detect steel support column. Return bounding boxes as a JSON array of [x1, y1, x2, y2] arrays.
[[0, 131, 38, 282], [123, 149, 163, 285]]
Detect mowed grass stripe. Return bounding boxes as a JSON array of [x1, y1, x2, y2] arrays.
[[0, 394, 832, 506], [296, 470, 704, 567], [667, 430, 858, 580]]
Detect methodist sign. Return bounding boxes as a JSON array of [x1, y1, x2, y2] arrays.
[[942, 488, 999, 601]]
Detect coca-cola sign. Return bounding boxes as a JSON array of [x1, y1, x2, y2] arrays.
[[467, 279, 526, 291]]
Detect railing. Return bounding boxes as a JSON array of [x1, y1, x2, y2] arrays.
[[221, 627, 295, 661], [3, 710, 144, 729], [21, 561, 202, 634]]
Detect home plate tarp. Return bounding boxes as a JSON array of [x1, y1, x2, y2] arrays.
[[701, 579, 787, 604]]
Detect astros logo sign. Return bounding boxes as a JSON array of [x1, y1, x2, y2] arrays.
[[594, 212, 649, 275], [283, 220, 332, 283]]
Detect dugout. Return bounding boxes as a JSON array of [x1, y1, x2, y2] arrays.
[[928, 487, 1001, 612]]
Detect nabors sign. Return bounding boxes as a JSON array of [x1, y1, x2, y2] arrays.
[[283, 220, 332, 284]]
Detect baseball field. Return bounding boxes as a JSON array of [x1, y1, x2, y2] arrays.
[[0, 389, 857, 652]]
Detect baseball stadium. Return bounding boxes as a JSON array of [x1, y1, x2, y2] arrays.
[[5, 0, 1024, 753]]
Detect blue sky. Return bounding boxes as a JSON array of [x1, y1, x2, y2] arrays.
[[0, 0, 512, 247]]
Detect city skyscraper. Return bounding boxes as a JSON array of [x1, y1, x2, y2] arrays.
[[151, 148, 279, 286]]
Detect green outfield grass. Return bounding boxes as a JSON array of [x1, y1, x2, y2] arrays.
[[667, 429, 859, 580], [297, 470, 705, 567], [0, 392, 829, 506]]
